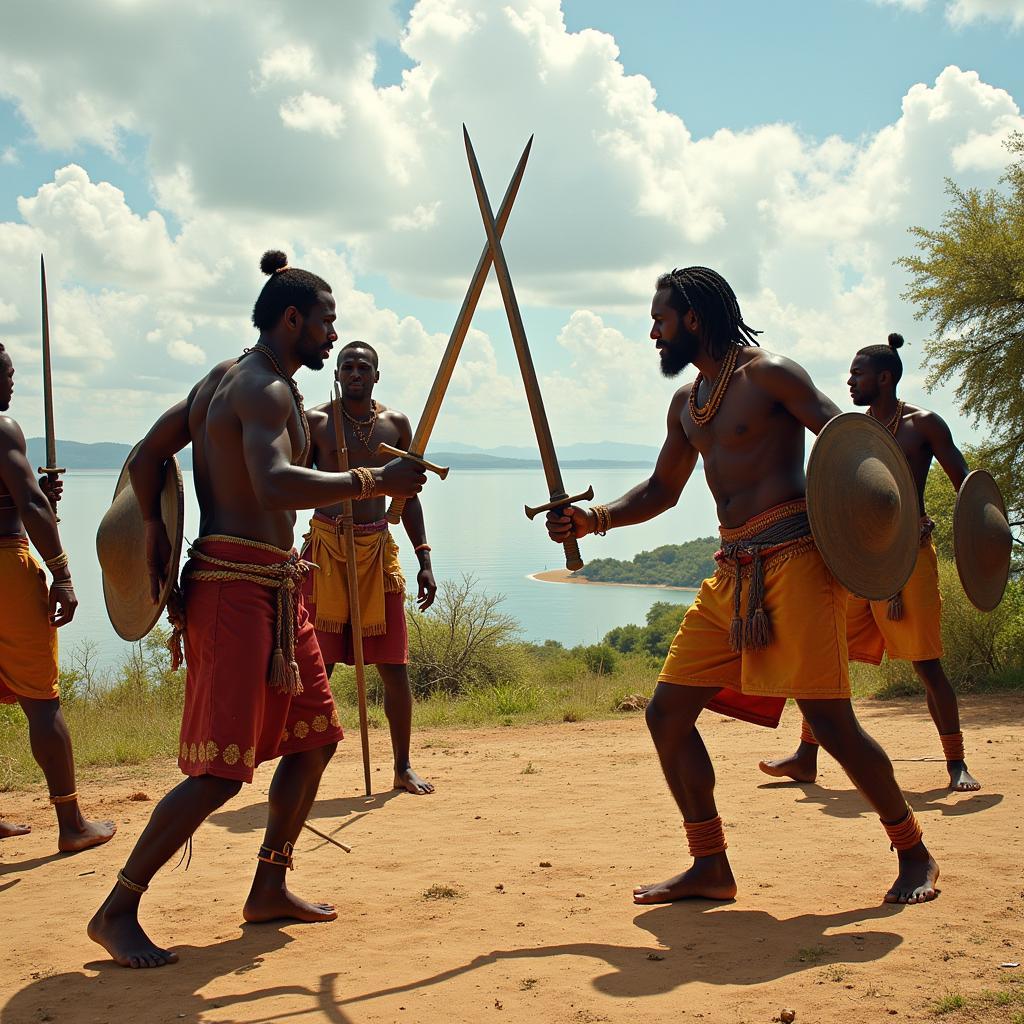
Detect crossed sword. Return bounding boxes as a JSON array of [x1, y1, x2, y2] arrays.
[[336, 126, 589, 806]]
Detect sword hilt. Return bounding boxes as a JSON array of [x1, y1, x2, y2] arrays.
[[524, 485, 594, 521], [38, 466, 66, 523]]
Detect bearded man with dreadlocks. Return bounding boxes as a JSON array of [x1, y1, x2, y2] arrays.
[[87, 251, 428, 969], [759, 332, 979, 792], [546, 267, 940, 906]]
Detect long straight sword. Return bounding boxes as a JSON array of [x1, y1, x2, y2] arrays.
[[462, 127, 586, 571], [331, 382, 373, 796], [39, 255, 65, 519], [386, 135, 533, 525]]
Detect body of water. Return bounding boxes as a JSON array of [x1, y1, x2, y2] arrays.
[[49, 466, 721, 670]]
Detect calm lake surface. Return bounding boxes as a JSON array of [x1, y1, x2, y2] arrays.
[[51, 466, 721, 670]]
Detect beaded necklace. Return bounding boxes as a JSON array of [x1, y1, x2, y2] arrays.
[[870, 399, 905, 437], [688, 344, 739, 427], [244, 344, 311, 465], [341, 399, 378, 452]]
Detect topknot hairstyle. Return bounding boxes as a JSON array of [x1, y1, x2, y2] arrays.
[[338, 339, 379, 368], [655, 266, 761, 360], [857, 331, 905, 385], [251, 250, 332, 332]]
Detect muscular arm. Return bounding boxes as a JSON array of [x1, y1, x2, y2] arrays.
[[129, 396, 192, 521], [240, 379, 417, 509], [752, 353, 841, 434], [547, 390, 698, 541], [0, 417, 64, 562], [921, 411, 969, 491]]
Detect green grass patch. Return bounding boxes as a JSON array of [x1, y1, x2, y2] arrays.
[[422, 883, 461, 900], [933, 992, 967, 1015]]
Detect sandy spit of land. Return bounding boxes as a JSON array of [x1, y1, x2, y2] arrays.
[[1, 696, 1021, 1024], [530, 568, 697, 592]]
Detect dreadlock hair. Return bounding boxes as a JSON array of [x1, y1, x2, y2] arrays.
[[251, 250, 332, 332], [857, 332, 905, 385], [656, 266, 762, 360], [338, 339, 379, 368]]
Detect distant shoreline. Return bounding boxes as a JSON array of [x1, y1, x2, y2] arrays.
[[529, 569, 697, 593]]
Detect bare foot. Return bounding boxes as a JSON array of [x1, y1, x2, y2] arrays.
[[884, 845, 940, 905], [758, 744, 818, 783], [633, 855, 737, 904], [395, 767, 434, 795], [87, 896, 179, 968], [0, 820, 32, 839], [948, 761, 981, 792], [59, 818, 117, 853], [243, 885, 338, 924]]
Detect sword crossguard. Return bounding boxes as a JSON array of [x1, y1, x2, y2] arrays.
[[524, 485, 594, 521], [376, 443, 450, 480], [37, 466, 66, 521]]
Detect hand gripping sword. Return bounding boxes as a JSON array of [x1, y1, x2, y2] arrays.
[[38, 255, 65, 521], [386, 135, 534, 525], [463, 127, 589, 571]]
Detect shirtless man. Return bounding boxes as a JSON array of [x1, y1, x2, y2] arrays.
[[546, 267, 940, 906], [0, 341, 116, 852], [302, 341, 436, 795], [87, 251, 427, 969], [759, 332, 979, 791]]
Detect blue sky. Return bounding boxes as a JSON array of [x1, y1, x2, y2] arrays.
[[0, 0, 1021, 449]]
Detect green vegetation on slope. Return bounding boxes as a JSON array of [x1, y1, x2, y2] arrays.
[[576, 537, 718, 587]]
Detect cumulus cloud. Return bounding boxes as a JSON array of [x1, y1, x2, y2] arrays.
[[0, 1, 1020, 450], [870, 0, 1024, 25]]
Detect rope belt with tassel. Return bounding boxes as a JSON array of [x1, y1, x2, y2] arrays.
[[716, 500, 813, 653], [885, 516, 935, 621], [166, 535, 312, 696]]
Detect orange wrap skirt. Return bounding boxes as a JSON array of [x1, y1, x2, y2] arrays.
[[0, 537, 59, 704], [847, 540, 943, 664], [658, 506, 850, 728], [178, 537, 343, 783]]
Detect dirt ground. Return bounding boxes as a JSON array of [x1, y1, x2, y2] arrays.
[[1, 696, 1021, 1024]]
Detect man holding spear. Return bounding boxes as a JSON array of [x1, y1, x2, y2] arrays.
[[0, 338, 116, 852], [302, 342, 437, 795], [89, 251, 427, 969]]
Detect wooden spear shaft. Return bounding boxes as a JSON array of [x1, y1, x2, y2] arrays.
[[331, 381, 373, 796]]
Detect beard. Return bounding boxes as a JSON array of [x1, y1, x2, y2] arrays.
[[850, 389, 875, 407], [296, 324, 330, 371], [658, 331, 699, 378]]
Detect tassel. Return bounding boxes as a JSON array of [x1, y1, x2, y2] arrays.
[[729, 615, 744, 652], [167, 628, 184, 671], [887, 590, 904, 621], [745, 606, 772, 651], [288, 661, 303, 697], [269, 647, 289, 693]]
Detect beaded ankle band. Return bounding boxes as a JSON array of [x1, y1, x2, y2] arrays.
[[882, 807, 922, 851], [684, 815, 728, 857], [49, 790, 78, 805], [940, 732, 965, 762], [800, 720, 818, 746], [257, 841, 294, 870], [116, 869, 149, 894]]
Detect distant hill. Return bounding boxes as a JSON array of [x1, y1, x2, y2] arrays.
[[433, 439, 659, 463], [26, 439, 649, 473]]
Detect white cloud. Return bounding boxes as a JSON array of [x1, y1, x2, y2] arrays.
[[947, 0, 1024, 26], [0, 2, 1020, 452], [279, 92, 345, 136]]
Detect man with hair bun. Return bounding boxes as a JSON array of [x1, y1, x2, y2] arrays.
[[545, 270, 940, 907], [0, 342, 116, 852], [88, 251, 428, 969], [302, 339, 437, 795], [760, 331, 980, 792]]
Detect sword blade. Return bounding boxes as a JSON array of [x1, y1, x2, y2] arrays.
[[387, 135, 533, 525], [40, 254, 57, 469], [463, 127, 583, 571]]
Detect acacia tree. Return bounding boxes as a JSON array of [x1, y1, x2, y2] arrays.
[[899, 132, 1024, 535]]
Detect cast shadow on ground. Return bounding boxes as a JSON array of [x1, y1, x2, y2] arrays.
[[0, 849, 74, 878], [757, 780, 1003, 820], [1, 924, 355, 1024], [339, 901, 904, 1009], [208, 788, 403, 838]]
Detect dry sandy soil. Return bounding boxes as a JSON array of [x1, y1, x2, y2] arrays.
[[1, 696, 1021, 1024]]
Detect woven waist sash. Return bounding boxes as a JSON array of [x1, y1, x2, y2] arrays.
[[886, 515, 935, 621], [167, 534, 312, 696], [716, 500, 812, 652]]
